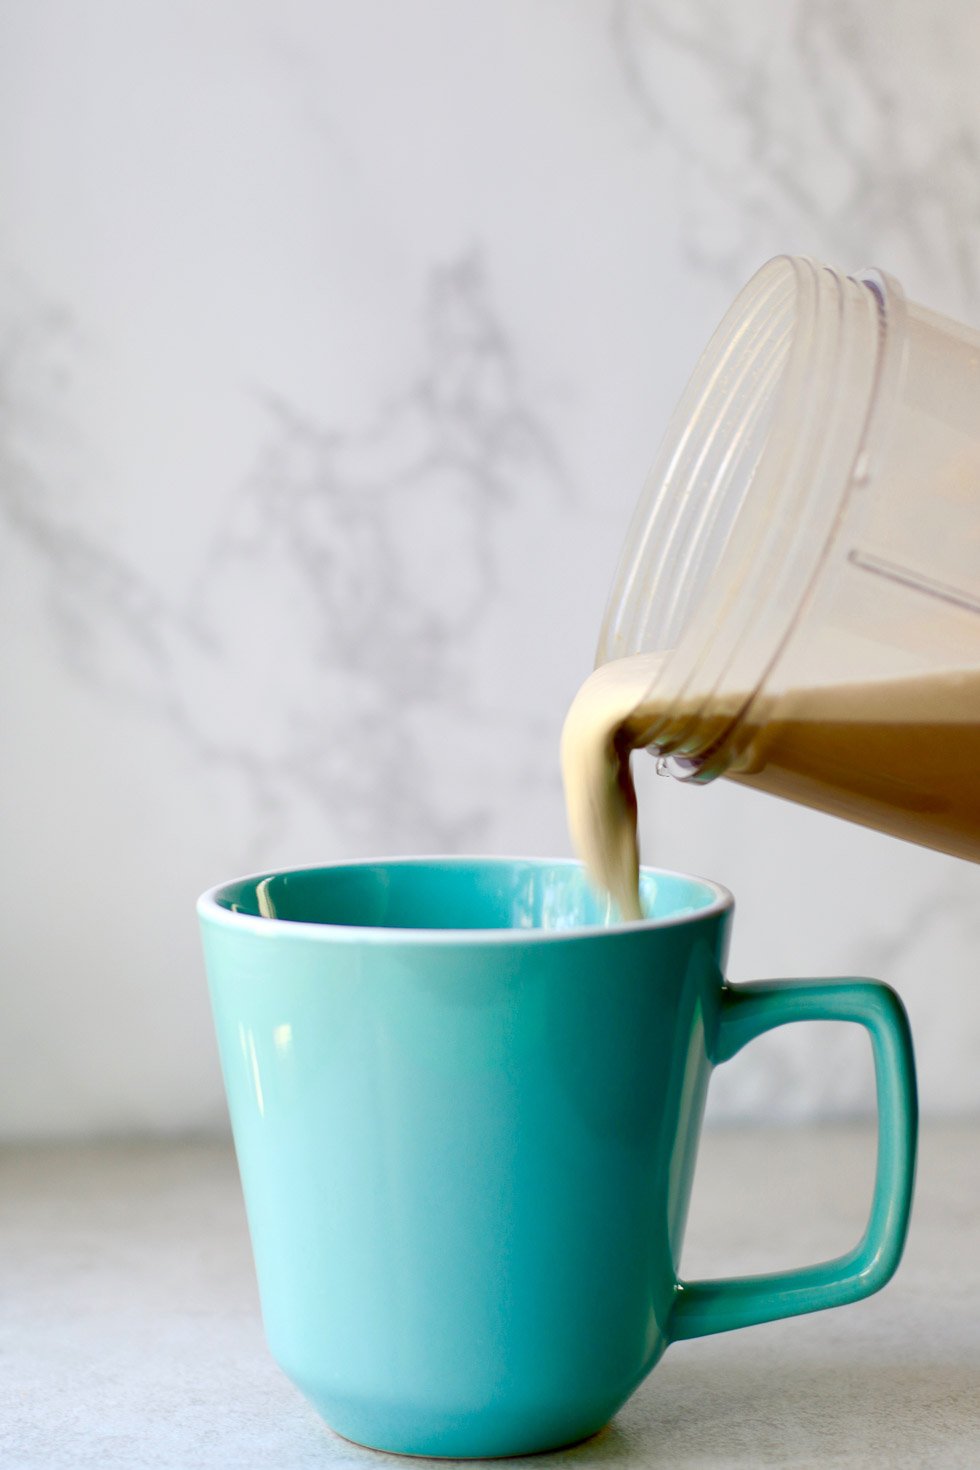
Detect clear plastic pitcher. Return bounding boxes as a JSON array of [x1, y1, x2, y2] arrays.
[[599, 255, 980, 860]]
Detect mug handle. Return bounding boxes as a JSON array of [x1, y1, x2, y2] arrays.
[[669, 979, 917, 1343]]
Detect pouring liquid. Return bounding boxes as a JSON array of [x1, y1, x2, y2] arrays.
[[562, 653, 980, 918]]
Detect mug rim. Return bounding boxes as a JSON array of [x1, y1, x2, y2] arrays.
[[196, 855, 733, 944]]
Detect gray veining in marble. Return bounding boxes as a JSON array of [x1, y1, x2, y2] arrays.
[[612, 0, 980, 310], [1, 257, 565, 856], [2, 0, 980, 1137]]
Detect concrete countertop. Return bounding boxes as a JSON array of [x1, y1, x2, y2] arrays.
[[3, 1125, 978, 1468]]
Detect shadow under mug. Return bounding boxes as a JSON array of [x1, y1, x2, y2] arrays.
[[198, 857, 917, 1459]]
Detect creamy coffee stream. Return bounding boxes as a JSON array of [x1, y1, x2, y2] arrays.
[[562, 654, 980, 918], [560, 654, 666, 922]]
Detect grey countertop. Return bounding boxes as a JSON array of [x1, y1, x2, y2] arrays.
[[3, 1125, 978, 1469]]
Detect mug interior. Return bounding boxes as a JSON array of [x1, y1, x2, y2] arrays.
[[208, 858, 726, 933]]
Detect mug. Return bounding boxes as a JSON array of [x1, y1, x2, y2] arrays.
[[198, 857, 917, 1459]]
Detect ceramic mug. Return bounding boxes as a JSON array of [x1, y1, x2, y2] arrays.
[[198, 857, 917, 1459]]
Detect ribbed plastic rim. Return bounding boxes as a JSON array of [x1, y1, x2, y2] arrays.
[[596, 255, 894, 775]]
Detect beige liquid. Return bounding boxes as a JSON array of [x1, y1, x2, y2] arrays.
[[560, 654, 667, 921], [562, 653, 980, 918]]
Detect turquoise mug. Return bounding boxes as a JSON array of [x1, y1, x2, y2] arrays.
[[198, 857, 917, 1459]]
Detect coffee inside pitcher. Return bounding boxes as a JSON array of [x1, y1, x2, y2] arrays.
[[563, 653, 980, 920]]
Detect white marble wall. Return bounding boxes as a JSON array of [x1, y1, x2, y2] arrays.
[[2, 0, 979, 1138]]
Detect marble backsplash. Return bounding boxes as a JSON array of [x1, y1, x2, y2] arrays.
[[2, 0, 979, 1137]]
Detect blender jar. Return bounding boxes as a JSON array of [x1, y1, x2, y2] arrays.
[[599, 255, 980, 860]]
